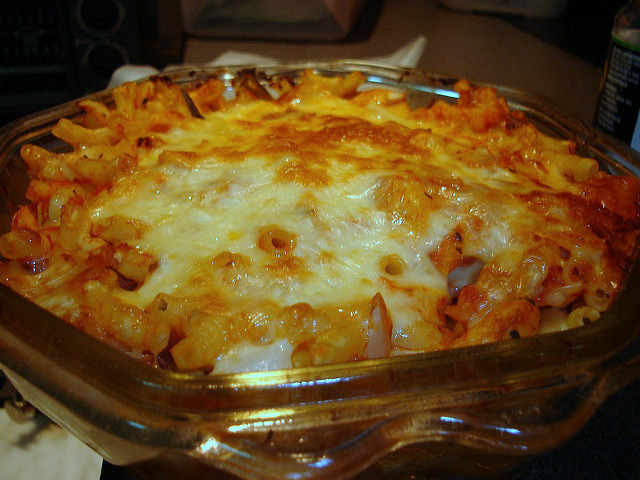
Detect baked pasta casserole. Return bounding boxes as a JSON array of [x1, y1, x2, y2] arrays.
[[1, 70, 639, 373]]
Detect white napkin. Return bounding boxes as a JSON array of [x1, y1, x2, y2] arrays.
[[108, 35, 427, 88], [0, 410, 103, 480]]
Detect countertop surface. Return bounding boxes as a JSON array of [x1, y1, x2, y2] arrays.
[[2, 1, 639, 479]]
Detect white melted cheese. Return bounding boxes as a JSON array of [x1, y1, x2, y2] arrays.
[[40, 81, 601, 373], [83, 97, 483, 372], [94, 154, 452, 312]]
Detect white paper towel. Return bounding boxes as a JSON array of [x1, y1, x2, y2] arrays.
[[0, 410, 103, 480]]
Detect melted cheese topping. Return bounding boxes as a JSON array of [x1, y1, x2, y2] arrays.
[[1, 71, 638, 374]]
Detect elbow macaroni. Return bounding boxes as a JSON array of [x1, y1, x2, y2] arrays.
[[1, 71, 639, 373]]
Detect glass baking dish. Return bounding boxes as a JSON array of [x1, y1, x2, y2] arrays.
[[0, 61, 639, 480]]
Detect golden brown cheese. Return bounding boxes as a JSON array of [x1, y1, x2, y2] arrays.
[[1, 70, 639, 373]]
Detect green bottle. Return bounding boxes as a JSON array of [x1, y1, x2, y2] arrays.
[[594, 0, 640, 151]]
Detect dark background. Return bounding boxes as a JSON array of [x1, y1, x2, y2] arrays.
[[0, 0, 631, 126]]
